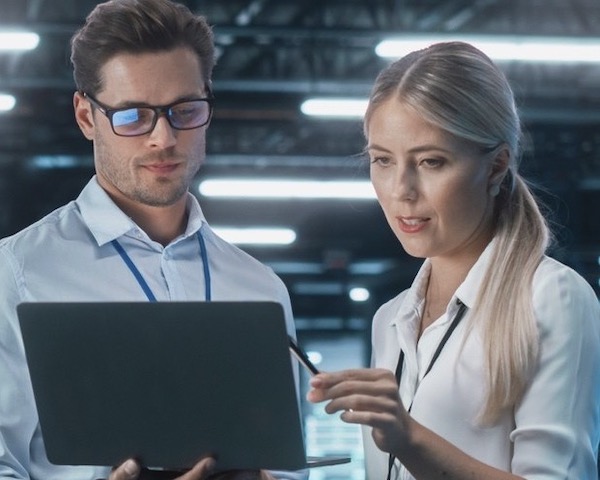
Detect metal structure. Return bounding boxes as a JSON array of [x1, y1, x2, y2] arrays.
[[1, 0, 599, 330]]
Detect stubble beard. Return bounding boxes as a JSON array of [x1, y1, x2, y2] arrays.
[[130, 174, 189, 207], [93, 123, 205, 207]]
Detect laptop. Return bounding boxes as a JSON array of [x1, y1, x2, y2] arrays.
[[17, 301, 350, 475]]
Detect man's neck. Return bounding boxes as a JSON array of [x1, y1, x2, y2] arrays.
[[132, 203, 188, 246], [115, 195, 189, 247]]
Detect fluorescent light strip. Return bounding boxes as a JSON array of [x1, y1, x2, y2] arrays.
[[199, 179, 376, 200], [0, 32, 40, 51], [0, 94, 16, 112], [375, 35, 600, 63], [212, 227, 296, 245], [300, 98, 368, 118]]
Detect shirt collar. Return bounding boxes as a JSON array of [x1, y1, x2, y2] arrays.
[[390, 238, 497, 326], [454, 238, 497, 309], [76, 176, 207, 246], [390, 259, 432, 327]]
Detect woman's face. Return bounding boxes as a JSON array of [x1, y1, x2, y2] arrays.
[[367, 98, 501, 263]]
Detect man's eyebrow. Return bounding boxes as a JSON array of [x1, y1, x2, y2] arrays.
[[107, 94, 204, 109]]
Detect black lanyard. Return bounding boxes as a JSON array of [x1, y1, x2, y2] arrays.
[[386, 300, 467, 480]]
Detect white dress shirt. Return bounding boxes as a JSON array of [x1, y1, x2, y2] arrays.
[[0, 176, 307, 480], [363, 241, 600, 480]]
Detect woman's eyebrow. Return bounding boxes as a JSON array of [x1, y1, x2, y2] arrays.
[[367, 143, 453, 154]]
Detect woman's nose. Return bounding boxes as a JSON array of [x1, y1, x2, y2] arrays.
[[391, 166, 418, 201]]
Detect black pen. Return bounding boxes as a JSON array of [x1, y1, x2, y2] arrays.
[[288, 335, 320, 375]]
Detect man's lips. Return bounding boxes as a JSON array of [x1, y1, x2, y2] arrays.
[[143, 163, 181, 174]]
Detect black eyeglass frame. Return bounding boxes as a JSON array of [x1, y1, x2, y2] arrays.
[[82, 92, 214, 137]]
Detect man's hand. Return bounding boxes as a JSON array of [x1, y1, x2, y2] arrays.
[[108, 457, 216, 480]]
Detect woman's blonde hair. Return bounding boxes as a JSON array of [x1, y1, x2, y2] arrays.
[[364, 42, 550, 423]]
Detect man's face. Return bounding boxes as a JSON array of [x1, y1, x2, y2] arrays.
[[74, 47, 209, 209]]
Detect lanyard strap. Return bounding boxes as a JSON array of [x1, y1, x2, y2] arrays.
[[111, 230, 211, 302], [386, 300, 467, 480]]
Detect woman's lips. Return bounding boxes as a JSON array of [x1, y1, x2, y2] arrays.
[[397, 216, 429, 233]]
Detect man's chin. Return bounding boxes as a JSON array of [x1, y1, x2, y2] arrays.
[[134, 189, 188, 208]]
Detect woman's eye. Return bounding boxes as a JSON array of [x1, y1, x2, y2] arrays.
[[371, 156, 391, 166], [421, 157, 444, 168]]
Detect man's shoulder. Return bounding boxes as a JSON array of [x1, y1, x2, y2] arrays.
[[0, 200, 79, 254], [203, 226, 273, 271], [201, 225, 289, 297]]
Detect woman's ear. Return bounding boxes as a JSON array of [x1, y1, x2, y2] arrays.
[[73, 92, 95, 140], [488, 146, 510, 196]]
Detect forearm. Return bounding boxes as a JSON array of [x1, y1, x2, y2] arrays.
[[397, 419, 524, 480]]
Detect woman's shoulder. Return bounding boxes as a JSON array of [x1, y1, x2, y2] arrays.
[[532, 255, 599, 332], [534, 256, 596, 299]]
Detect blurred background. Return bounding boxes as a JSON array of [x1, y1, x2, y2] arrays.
[[2, 0, 600, 477]]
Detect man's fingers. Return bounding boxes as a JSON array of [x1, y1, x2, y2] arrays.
[[179, 457, 216, 479], [109, 459, 141, 480]]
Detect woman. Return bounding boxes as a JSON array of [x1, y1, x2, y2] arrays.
[[307, 42, 600, 479]]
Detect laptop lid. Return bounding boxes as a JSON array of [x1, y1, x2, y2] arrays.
[[18, 301, 312, 472]]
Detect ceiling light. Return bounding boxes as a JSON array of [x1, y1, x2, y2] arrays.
[[199, 179, 376, 200], [300, 98, 368, 118], [375, 35, 600, 63], [267, 262, 324, 275], [349, 287, 370, 302], [0, 94, 16, 112], [212, 227, 296, 245], [306, 351, 323, 366], [293, 282, 344, 295], [0, 32, 40, 51]]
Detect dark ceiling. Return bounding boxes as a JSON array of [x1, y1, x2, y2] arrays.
[[0, 0, 599, 332]]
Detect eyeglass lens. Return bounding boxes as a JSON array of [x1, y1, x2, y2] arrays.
[[111, 100, 211, 136]]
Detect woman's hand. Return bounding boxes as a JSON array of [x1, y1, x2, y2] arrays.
[[307, 368, 413, 456]]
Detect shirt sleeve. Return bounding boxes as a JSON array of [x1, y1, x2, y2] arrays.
[[264, 270, 309, 480], [0, 246, 37, 479], [510, 260, 600, 479]]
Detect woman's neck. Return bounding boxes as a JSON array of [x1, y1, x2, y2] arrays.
[[420, 250, 483, 336]]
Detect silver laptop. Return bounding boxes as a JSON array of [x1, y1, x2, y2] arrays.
[[17, 301, 350, 474]]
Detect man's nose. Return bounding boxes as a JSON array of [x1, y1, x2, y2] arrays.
[[147, 114, 177, 148]]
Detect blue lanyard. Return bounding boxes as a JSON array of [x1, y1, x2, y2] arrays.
[[111, 230, 212, 302]]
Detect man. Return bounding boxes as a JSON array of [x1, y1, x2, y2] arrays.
[[0, 1, 305, 479]]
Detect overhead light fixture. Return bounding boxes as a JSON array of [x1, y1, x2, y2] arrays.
[[375, 34, 600, 63], [0, 32, 40, 51], [0, 94, 16, 112], [199, 179, 376, 200], [349, 287, 370, 302], [306, 351, 323, 367], [300, 98, 368, 118], [212, 226, 296, 245]]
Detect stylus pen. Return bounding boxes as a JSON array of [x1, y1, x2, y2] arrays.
[[288, 335, 320, 375]]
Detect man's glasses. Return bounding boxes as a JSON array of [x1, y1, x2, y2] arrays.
[[83, 93, 213, 137]]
